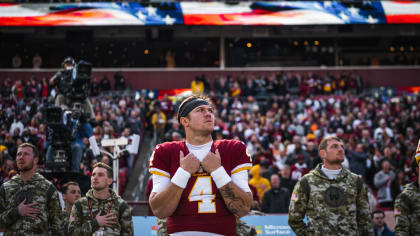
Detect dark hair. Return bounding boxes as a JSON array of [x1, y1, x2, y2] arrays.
[[18, 143, 39, 158], [319, 136, 343, 151], [372, 210, 385, 218], [62, 181, 79, 194], [93, 162, 113, 178]]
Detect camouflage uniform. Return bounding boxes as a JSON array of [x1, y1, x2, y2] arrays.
[[61, 210, 70, 235], [394, 181, 420, 236], [155, 218, 256, 236], [156, 217, 168, 236], [0, 172, 65, 236], [236, 219, 257, 236], [68, 188, 133, 236], [288, 164, 373, 236]]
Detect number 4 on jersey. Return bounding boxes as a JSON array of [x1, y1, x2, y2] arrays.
[[188, 176, 216, 213]]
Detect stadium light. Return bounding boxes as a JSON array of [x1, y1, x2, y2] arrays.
[[89, 136, 140, 193]]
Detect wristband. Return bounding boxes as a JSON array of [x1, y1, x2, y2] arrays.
[[171, 167, 191, 189], [211, 166, 231, 188]]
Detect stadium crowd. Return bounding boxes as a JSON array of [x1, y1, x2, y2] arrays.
[[1, 70, 419, 214]]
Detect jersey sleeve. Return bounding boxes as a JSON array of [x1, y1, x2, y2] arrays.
[[230, 141, 253, 175], [151, 174, 170, 193], [148, 144, 171, 178], [231, 170, 251, 192]]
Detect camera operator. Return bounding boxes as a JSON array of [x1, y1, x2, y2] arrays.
[[46, 108, 93, 173], [49, 57, 95, 121]]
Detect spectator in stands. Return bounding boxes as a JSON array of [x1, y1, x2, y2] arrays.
[[259, 160, 276, 180], [12, 80, 25, 101], [25, 77, 39, 99], [90, 77, 101, 97], [374, 160, 395, 208], [165, 121, 184, 142], [306, 141, 322, 170], [1, 78, 12, 101], [100, 76, 111, 91], [348, 143, 369, 177], [151, 106, 167, 142], [261, 174, 290, 214], [126, 110, 144, 135], [120, 127, 135, 171], [114, 72, 127, 91], [374, 119, 393, 141], [372, 210, 394, 236], [0, 157, 15, 183], [9, 116, 24, 137], [159, 93, 173, 117], [40, 77, 49, 100], [279, 164, 297, 198], [290, 154, 309, 181], [249, 164, 271, 203], [191, 75, 204, 94]]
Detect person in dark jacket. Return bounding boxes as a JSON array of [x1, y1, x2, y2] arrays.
[[372, 210, 394, 236], [348, 143, 368, 176], [279, 164, 296, 199], [261, 174, 290, 213]]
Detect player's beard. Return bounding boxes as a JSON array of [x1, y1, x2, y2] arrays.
[[17, 160, 34, 172], [326, 158, 343, 166], [92, 183, 107, 192], [324, 155, 343, 167]]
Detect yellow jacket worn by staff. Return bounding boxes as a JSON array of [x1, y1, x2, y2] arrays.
[[249, 165, 271, 203]]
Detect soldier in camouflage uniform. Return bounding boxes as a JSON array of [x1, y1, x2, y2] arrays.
[[68, 162, 133, 235], [61, 181, 81, 234], [288, 136, 372, 236], [0, 143, 65, 235], [394, 145, 420, 236]]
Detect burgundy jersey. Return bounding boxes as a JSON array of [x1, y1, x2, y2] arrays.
[[149, 139, 252, 236]]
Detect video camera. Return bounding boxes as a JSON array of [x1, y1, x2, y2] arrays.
[[45, 106, 72, 172], [59, 60, 92, 102]]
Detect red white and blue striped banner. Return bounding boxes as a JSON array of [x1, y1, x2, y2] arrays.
[[0, 1, 419, 26]]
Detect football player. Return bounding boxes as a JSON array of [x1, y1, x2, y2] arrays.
[[149, 95, 253, 236]]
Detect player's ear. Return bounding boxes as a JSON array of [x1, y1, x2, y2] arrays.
[[319, 149, 326, 159], [180, 116, 189, 127], [107, 176, 113, 186]]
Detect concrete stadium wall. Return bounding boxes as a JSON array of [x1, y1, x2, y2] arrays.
[[1, 66, 419, 90]]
